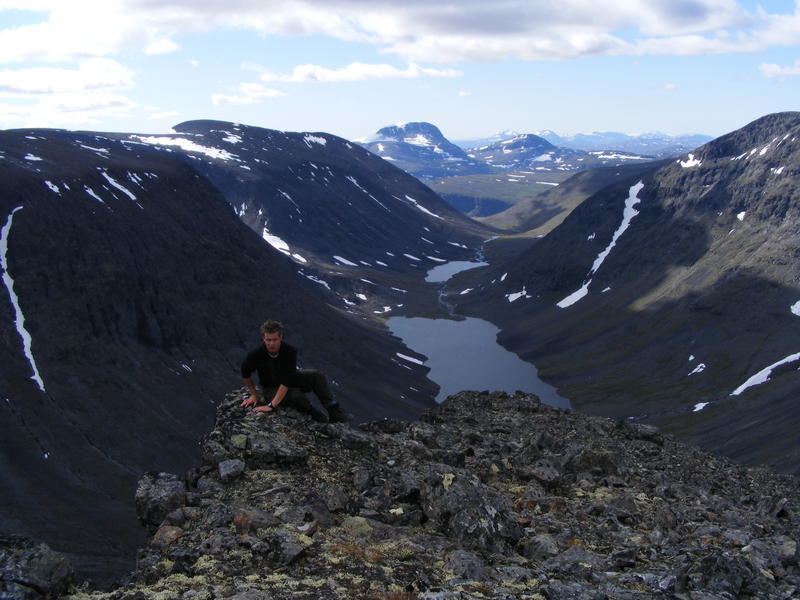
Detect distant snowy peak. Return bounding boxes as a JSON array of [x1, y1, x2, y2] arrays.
[[356, 121, 493, 178], [535, 129, 712, 156], [453, 130, 520, 149]]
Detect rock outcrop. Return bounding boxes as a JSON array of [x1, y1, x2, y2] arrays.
[[55, 389, 799, 600]]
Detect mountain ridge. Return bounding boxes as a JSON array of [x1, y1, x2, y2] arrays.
[[452, 111, 800, 473], [9, 389, 798, 600]]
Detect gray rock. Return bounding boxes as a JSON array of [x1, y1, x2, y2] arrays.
[[420, 468, 523, 552], [519, 533, 559, 560], [0, 535, 73, 600], [543, 581, 605, 600], [246, 432, 307, 467], [542, 545, 610, 578], [203, 503, 234, 528], [264, 530, 306, 565], [135, 471, 187, 529], [218, 458, 245, 483], [443, 549, 487, 581]]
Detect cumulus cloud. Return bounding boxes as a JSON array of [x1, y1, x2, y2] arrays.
[[0, 91, 137, 128], [1, 1, 798, 65], [760, 60, 800, 80], [0, 59, 134, 95], [259, 62, 462, 83]]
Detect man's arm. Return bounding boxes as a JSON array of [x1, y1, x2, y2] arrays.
[[241, 377, 259, 407], [254, 384, 288, 413]]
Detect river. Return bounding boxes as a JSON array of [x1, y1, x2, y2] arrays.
[[388, 260, 570, 409]]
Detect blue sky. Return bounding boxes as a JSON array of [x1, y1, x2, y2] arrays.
[[0, 1, 799, 142]]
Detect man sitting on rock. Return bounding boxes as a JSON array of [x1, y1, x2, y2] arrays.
[[240, 319, 350, 423]]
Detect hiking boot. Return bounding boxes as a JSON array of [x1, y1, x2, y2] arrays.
[[327, 405, 352, 423]]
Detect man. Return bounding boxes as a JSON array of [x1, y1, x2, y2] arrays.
[[240, 320, 350, 423]]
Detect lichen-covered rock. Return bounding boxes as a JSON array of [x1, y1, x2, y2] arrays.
[[134, 471, 186, 530], [0, 535, 73, 599], [218, 458, 245, 483], [60, 390, 800, 600]]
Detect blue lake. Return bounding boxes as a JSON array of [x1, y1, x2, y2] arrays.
[[389, 259, 570, 409], [425, 260, 488, 283]]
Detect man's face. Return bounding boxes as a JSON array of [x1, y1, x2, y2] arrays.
[[263, 332, 282, 354]]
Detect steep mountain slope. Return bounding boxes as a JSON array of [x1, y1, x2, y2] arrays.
[[0, 125, 476, 583], [481, 161, 670, 234], [355, 122, 493, 178], [121, 120, 490, 314], [455, 112, 800, 473]]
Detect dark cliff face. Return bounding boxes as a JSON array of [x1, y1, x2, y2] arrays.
[[455, 112, 800, 473], [0, 126, 457, 583], [38, 390, 800, 600]]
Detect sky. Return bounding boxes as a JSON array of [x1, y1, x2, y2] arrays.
[[0, 0, 799, 142]]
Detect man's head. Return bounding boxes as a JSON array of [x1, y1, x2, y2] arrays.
[[260, 320, 283, 354]]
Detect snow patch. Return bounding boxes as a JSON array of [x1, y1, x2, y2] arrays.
[[84, 186, 106, 205], [397, 352, 424, 365], [304, 134, 327, 147], [693, 402, 709, 412], [44, 181, 60, 194], [688, 363, 706, 376], [100, 171, 141, 208], [333, 255, 358, 267], [132, 136, 239, 161], [731, 352, 800, 396], [791, 301, 800, 316], [736, 211, 746, 221], [403, 195, 443, 219], [1, 207, 46, 392], [558, 181, 644, 309], [24, 153, 43, 161], [679, 153, 702, 168]]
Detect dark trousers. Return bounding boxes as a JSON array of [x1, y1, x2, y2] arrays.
[[268, 369, 338, 419]]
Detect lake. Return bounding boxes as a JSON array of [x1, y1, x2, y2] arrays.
[[388, 260, 570, 409]]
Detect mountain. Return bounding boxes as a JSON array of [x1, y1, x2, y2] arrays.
[[0, 122, 489, 583], [481, 161, 671, 234], [467, 133, 654, 173], [536, 130, 713, 157], [452, 129, 520, 149], [355, 122, 493, 178], [14, 389, 800, 599], [455, 112, 800, 473], [115, 120, 490, 312]]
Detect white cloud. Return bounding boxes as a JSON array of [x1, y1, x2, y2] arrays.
[[0, 91, 137, 129], [760, 59, 800, 80], [0, 59, 134, 95], [212, 82, 286, 105], [663, 82, 679, 90], [458, 90, 472, 96], [2, 1, 797, 65], [259, 61, 462, 83]]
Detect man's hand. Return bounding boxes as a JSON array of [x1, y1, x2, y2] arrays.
[[241, 395, 258, 408], [253, 405, 275, 414]]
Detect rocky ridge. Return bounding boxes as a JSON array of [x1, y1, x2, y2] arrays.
[[31, 389, 800, 600]]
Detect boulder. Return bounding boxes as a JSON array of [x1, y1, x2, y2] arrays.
[[135, 472, 186, 529], [0, 535, 73, 600]]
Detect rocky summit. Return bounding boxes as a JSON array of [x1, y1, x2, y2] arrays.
[[10, 389, 794, 600]]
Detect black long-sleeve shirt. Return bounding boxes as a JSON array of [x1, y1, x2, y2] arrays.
[[241, 342, 300, 388]]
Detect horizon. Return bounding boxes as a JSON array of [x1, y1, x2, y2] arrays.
[[1, 1, 799, 141]]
